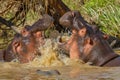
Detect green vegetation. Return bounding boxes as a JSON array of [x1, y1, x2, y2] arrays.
[[0, 0, 120, 49], [63, 0, 120, 37]]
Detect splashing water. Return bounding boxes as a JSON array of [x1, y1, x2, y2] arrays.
[[0, 31, 120, 80], [26, 37, 84, 67]]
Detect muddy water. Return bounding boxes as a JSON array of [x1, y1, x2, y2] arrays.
[[0, 35, 120, 80]]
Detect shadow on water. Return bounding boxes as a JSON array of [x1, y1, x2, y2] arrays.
[[0, 31, 120, 80]]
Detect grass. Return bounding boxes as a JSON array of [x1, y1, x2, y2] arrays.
[[63, 0, 120, 38]]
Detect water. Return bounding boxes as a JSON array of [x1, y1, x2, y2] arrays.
[[0, 62, 120, 80], [0, 32, 120, 80]]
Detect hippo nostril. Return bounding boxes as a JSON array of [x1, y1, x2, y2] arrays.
[[81, 31, 84, 33]]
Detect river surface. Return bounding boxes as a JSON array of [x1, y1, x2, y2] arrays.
[[0, 36, 120, 80], [0, 62, 120, 80]]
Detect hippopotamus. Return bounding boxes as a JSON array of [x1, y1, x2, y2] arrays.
[[0, 49, 15, 62], [58, 10, 93, 59], [0, 34, 23, 62], [0, 14, 54, 63], [59, 10, 120, 67]]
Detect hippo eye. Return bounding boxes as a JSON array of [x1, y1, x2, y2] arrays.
[[56, 14, 59, 17], [22, 30, 26, 33]]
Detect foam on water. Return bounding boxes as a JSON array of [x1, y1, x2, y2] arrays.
[[25, 38, 84, 68]]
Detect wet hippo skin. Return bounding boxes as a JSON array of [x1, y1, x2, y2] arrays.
[[0, 14, 54, 63], [12, 14, 54, 63], [59, 10, 120, 67], [58, 10, 90, 59]]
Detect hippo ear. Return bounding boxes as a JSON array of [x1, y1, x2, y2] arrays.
[[71, 10, 80, 17], [21, 28, 30, 37], [91, 25, 99, 32], [33, 31, 43, 38], [102, 34, 109, 40], [78, 27, 87, 37], [71, 12, 75, 17]]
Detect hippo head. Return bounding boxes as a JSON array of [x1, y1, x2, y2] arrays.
[[77, 25, 118, 66], [59, 11, 112, 65], [12, 29, 43, 63], [11, 14, 54, 63]]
